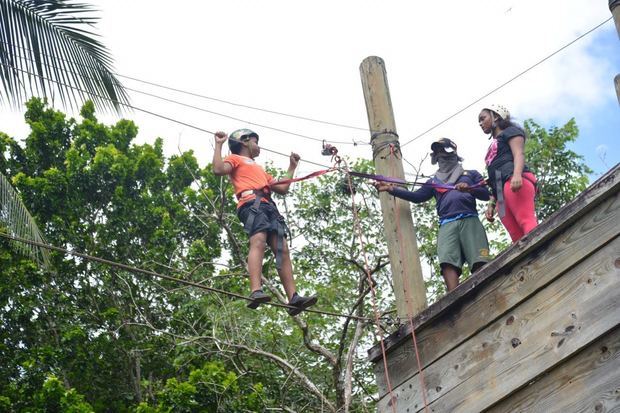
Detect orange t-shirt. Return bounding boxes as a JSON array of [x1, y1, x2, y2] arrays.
[[223, 154, 275, 208]]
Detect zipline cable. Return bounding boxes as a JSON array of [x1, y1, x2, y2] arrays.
[[0, 231, 374, 322]]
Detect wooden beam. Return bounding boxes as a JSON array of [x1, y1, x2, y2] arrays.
[[369, 163, 620, 362], [374, 191, 620, 396], [486, 326, 620, 412], [373, 192, 620, 396], [359, 56, 427, 317], [377, 237, 620, 412]]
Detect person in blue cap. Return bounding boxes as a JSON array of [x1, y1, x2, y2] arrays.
[[375, 138, 491, 292]]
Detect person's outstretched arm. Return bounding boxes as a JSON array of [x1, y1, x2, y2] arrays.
[[375, 180, 434, 203], [271, 152, 300, 195]]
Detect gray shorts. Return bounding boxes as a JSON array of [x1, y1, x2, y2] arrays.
[[437, 216, 490, 271]]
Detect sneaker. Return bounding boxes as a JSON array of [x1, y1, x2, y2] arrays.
[[247, 290, 271, 309], [287, 293, 318, 316]]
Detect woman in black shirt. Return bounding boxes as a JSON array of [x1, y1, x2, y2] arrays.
[[478, 104, 538, 242]]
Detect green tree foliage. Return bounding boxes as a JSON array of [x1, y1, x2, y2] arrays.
[[0, 0, 128, 112], [524, 119, 592, 220], [33, 376, 94, 413], [0, 98, 223, 411], [0, 101, 594, 412], [135, 362, 267, 412]]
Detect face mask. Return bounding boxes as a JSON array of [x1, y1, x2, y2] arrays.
[[436, 153, 458, 172]]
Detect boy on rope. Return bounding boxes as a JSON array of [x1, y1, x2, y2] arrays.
[[212, 129, 317, 315], [374, 138, 491, 292]]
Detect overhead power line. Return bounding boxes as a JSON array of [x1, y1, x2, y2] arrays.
[[0, 40, 371, 135], [400, 17, 613, 148], [5, 50, 366, 146], [1, 17, 610, 168], [116, 72, 371, 132], [1, 62, 335, 169]]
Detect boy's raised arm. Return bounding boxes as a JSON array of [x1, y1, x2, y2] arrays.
[[271, 152, 300, 194], [212, 132, 233, 176]]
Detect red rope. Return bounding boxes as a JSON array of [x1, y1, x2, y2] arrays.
[[270, 168, 336, 186], [388, 144, 430, 412], [342, 160, 397, 413]]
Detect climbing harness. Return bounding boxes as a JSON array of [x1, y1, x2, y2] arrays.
[[238, 188, 290, 270]]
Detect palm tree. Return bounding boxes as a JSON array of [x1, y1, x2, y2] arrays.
[[0, 0, 129, 112], [0, 0, 129, 267]]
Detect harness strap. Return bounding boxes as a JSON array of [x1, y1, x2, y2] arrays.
[[275, 215, 286, 270], [495, 172, 537, 219], [242, 189, 288, 270], [496, 171, 506, 218], [242, 191, 265, 240]]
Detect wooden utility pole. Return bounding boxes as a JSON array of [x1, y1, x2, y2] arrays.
[[610, 0, 620, 104], [359, 56, 427, 317]]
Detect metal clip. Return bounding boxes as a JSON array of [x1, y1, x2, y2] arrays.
[[321, 140, 338, 156]]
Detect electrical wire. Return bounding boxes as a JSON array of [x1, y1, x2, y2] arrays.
[[4, 49, 367, 146], [400, 17, 613, 148], [0, 62, 336, 169], [0, 40, 371, 138], [3, 16, 611, 154]]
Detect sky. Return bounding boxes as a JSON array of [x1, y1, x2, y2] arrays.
[[3, 0, 619, 181]]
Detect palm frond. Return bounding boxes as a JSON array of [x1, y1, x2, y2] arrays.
[[0, 172, 51, 269], [0, 0, 129, 113]]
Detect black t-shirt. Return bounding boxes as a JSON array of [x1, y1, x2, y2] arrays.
[[487, 126, 530, 196]]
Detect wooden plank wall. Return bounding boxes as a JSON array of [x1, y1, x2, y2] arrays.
[[373, 167, 620, 412], [485, 326, 620, 412]]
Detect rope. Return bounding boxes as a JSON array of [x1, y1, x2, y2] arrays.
[[341, 159, 397, 413], [0, 231, 373, 322], [387, 144, 430, 412]]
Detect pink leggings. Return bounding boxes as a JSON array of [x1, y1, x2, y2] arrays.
[[500, 172, 538, 243]]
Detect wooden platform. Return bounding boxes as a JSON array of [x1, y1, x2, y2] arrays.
[[368, 164, 620, 412]]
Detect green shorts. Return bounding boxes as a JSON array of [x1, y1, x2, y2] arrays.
[[437, 216, 490, 272]]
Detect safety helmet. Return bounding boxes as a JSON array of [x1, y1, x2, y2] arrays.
[[483, 104, 510, 120], [228, 129, 259, 153]]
